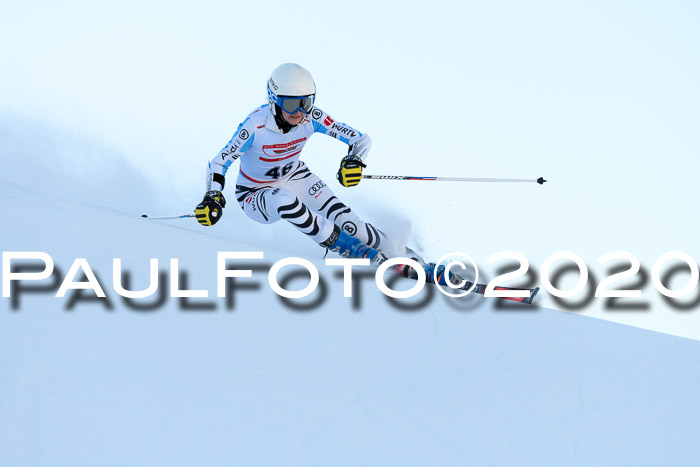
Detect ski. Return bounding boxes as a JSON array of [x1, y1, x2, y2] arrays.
[[390, 250, 540, 305]]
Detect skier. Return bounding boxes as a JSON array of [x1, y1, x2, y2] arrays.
[[194, 63, 394, 264]]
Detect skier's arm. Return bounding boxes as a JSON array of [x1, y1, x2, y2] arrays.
[[310, 107, 371, 159], [206, 119, 256, 192], [196, 118, 255, 226], [309, 107, 371, 187]]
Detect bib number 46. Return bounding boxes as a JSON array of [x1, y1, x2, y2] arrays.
[[265, 162, 295, 180]]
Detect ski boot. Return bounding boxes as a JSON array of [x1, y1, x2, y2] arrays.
[[390, 247, 427, 279], [393, 247, 467, 288], [321, 225, 387, 265]]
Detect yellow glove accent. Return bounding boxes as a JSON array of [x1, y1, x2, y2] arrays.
[[195, 191, 226, 226], [337, 156, 366, 187], [195, 204, 215, 226]]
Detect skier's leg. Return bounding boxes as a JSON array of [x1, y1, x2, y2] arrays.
[[323, 199, 388, 251], [236, 180, 386, 263], [236, 184, 335, 244], [287, 167, 390, 252]]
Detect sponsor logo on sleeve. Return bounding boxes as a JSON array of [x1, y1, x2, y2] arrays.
[[331, 123, 356, 138], [312, 109, 323, 120], [324, 116, 334, 127], [239, 129, 250, 140]]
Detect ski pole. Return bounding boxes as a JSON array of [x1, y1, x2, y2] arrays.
[[363, 175, 547, 185], [141, 213, 196, 220]]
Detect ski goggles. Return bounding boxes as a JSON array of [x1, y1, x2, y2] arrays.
[[276, 95, 315, 114]]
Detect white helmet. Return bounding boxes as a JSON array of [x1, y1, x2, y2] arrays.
[[267, 63, 316, 116]]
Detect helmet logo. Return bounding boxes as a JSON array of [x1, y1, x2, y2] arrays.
[[269, 78, 278, 91]]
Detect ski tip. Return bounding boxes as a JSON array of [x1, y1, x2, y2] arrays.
[[141, 214, 148, 218], [525, 286, 541, 305], [537, 177, 547, 185]]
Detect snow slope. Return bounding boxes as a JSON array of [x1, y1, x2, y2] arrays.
[[3, 1, 700, 463], [2, 177, 700, 467]]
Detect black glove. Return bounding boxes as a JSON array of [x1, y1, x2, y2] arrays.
[[195, 190, 226, 226], [336, 155, 366, 187]]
